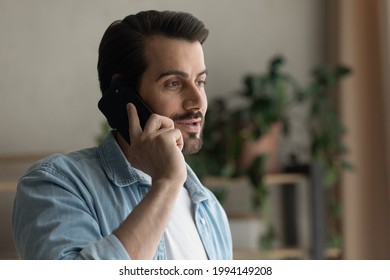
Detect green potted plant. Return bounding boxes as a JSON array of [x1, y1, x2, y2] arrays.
[[301, 64, 353, 252], [186, 56, 352, 254], [234, 56, 302, 210]]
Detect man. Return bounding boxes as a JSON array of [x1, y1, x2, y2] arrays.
[[12, 10, 232, 260]]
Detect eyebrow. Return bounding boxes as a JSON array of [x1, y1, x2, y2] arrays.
[[156, 69, 208, 82]]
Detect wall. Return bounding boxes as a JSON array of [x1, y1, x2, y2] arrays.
[[337, 0, 390, 259], [0, 0, 326, 156]]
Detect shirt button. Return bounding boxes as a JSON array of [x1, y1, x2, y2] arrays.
[[200, 218, 206, 225]]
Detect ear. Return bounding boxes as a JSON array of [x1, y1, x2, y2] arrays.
[[111, 73, 122, 83]]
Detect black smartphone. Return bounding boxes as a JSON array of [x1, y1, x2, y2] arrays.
[[98, 79, 153, 144]]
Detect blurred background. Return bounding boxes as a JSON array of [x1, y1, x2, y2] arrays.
[[1, 0, 389, 259]]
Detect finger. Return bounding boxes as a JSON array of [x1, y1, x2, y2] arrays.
[[127, 103, 142, 141], [162, 128, 184, 151], [174, 129, 184, 151], [143, 114, 175, 134]]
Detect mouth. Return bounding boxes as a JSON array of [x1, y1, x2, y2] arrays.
[[172, 111, 204, 134], [175, 118, 202, 133]]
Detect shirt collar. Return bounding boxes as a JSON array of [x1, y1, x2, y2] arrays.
[[184, 163, 211, 204], [98, 131, 146, 187]]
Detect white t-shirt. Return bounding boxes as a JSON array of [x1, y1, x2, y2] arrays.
[[135, 169, 208, 259]]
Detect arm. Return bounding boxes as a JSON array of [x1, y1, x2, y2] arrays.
[[13, 164, 130, 260], [113, 179, 181, 259], [113, 104, 186, 259]]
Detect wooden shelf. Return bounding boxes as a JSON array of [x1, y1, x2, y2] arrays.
[[203, 173, 307, 188], [234, 248, 309, 260], [0, 182, 17, 192], [234, 247, 342, 260], [264, 173, 307, 185], [0, 153, 53, 164], [0, 153, 53, 182]]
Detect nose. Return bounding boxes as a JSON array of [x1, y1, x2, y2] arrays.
[[183, 84, 207, 112]]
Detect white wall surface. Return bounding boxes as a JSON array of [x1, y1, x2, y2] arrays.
[[0, 0, 326, 156]]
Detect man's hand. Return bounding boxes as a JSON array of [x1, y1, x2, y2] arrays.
[[124, 103, 187, 186]]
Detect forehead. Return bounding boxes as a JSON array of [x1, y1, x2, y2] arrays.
[[143, 35, 206, 76]]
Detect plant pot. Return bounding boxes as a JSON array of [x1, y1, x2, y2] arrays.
[[239, 121, 283, 173], [229, 213, 266, 251]]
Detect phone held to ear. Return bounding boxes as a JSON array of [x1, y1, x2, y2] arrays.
[[98, 79, 153, 144]]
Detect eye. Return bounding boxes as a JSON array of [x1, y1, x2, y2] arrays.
[[197, 79, 207, 88], [165, 79, 182, 89]]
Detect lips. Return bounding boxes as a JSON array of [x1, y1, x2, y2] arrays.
[[175, 118, 202, 133]]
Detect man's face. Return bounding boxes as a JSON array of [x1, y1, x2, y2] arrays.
[[139, 35, 208, 154]]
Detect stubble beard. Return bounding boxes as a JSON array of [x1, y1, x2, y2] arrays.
[[172, 111, 204, 154], [182, 131, 203, 154]]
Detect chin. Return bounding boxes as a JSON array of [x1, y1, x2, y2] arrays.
[[182, 134, 203, 154]]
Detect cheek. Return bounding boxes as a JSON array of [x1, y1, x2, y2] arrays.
[[145, 94, 181, 117], [139, 85, 165, 114]]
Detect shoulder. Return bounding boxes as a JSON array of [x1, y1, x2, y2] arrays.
[[28, 147, 98, 168], [20, 147, 100, 184]]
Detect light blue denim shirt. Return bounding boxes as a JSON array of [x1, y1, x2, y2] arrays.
[[12, 132, 232, 260]]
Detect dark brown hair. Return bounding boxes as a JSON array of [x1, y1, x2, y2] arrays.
[[97, 10, 209, 94]]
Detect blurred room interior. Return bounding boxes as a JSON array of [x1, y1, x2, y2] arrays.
[[1, 0, 389, 260]]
